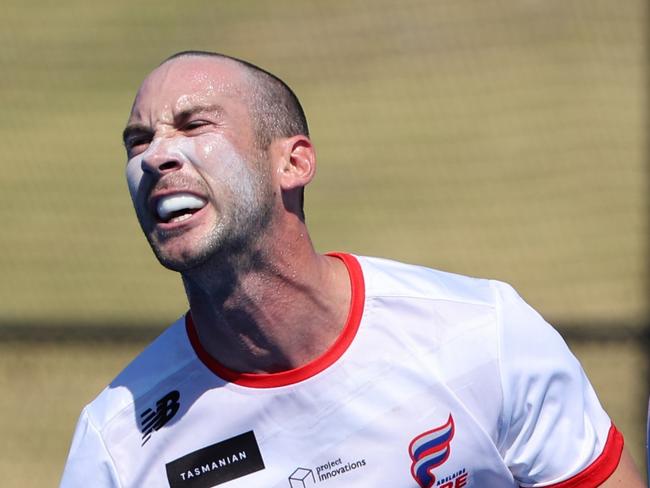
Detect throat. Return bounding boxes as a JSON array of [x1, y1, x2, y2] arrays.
[[183, 253, 353, 375]]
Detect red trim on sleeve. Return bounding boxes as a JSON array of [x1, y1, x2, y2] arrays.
[[185, 252, 365, 388], [534, 423, 624, 488]]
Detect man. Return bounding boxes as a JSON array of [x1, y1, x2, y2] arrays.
[[61, 51, 644, 487]]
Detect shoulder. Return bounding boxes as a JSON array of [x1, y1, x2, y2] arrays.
[[351, 254, 513, 373], [83, 316, 196, 430], [354, 254, 500, 306], [353, 255, 576, 369]]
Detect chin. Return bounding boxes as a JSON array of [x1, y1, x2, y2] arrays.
[[148, 238, 211, 272], [154, 252, 208, 273], [145, 225, 213, 270]]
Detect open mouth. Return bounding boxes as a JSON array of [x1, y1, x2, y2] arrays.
[[155, 193, 207, 224]]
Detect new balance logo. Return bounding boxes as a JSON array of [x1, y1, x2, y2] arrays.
[[140, 390, 181, 445]]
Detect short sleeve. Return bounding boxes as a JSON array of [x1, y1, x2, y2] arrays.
[[492, 281, 623, 487], [60, 407, 121, 488]]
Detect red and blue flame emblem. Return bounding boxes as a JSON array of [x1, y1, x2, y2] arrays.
[[408, 414, 455, 488]]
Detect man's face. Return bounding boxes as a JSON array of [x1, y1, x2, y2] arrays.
[[124, 56, 276, 271]]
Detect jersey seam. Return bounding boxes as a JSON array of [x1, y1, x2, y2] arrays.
[[84, 405, 124, 488], [363, 292, 497, 310], [490, 279, 512, 454]]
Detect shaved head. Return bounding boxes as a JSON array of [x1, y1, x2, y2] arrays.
[[162, 51, 309, 150]]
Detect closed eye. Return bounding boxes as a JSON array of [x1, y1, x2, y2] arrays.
[[175, 104, 224, 132], [124, 135, 152, 158], [123, 125, 154, 158], [182, 119, 211, 132]]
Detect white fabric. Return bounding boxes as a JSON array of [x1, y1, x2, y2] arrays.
[[60, 255, 614, 488]]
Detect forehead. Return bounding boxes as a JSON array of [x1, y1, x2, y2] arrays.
[[129, 56, 250, 121]]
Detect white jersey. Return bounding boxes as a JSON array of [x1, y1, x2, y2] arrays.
[[61, 254, 623, 488]]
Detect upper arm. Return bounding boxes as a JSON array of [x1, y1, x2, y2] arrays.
[[493, 281, 627, 487], [60, 408, 121, 488], [598, 447, 644, 487]]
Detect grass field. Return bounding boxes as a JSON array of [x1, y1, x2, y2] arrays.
[[0, 0, 646, 486]]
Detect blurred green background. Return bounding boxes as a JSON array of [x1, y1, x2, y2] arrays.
[[0, 1, 647, 486]]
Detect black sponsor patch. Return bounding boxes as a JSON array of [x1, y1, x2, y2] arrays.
[[166, 431, 265, 488]]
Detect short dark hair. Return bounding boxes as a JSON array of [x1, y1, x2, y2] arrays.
[[163, 51, 309, 149]]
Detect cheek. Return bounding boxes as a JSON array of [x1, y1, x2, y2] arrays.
[[199, 135, 255, 174], [192, 135, 227, 165], [125, 158, 143, 201], [192, 137, 246, 185]]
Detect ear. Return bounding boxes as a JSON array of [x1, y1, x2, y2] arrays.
[[275, 135, 316, 191]]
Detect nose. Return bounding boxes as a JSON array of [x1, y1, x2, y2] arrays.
[[140, 138, 183, 175]]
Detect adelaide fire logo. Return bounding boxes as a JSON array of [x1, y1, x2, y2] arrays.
[[408, 414, 455, 488]]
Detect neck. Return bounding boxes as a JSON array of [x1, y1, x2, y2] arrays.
[[181, 225, 351, 374]]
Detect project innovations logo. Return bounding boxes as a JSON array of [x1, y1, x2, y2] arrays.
[[288, 456, 367, 487]]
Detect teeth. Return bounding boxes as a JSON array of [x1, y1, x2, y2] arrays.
[[169, 213, 193, 223], [156, 193, 206, 221]]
